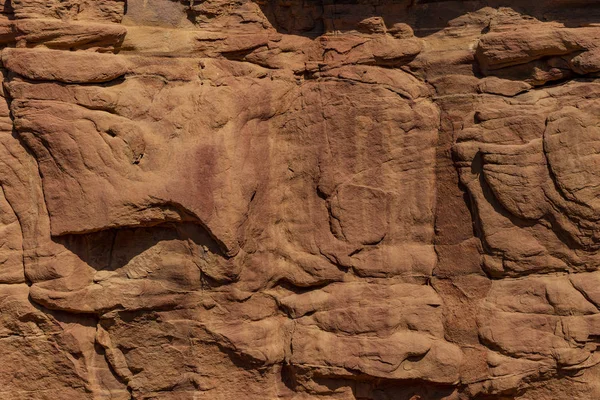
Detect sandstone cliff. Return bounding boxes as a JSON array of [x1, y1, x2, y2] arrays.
[[2, 0, 600, 399]]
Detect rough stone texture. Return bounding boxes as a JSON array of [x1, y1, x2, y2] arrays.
[[3, 0, 600, 399]]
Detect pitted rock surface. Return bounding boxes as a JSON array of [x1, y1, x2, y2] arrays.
[[2, 1, 600, 399]]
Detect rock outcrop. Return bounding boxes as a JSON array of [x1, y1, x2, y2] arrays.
[[2, 0, 600, 399]]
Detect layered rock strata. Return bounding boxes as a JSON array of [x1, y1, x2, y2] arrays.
[[3, 1, 600, 399]]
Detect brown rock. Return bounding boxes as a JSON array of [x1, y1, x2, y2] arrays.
[[4, 2, 600, 399]]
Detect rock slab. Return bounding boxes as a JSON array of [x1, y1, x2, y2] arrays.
[[2, 1, 600, 399]]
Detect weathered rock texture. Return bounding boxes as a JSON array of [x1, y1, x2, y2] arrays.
[[3, 0, 600, 399]]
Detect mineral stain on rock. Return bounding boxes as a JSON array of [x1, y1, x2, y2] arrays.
[[2, 0, 600, 399]]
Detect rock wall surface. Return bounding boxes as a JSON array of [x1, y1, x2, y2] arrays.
[[2, 0, 600, 399]]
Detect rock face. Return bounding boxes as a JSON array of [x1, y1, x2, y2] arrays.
[[4, 0, 600, 399]]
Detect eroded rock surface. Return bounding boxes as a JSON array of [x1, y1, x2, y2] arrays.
[[3, 0, 600, 399]]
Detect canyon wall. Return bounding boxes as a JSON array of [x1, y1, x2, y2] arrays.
[[2, 0, 600, 399]]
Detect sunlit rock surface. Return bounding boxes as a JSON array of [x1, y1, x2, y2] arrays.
[[3, 1, 600, 399]]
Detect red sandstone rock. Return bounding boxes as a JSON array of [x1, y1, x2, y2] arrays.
[[3, 1, 600, 399]]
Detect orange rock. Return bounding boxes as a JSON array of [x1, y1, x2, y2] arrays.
[[3, 2, 600, 399]]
